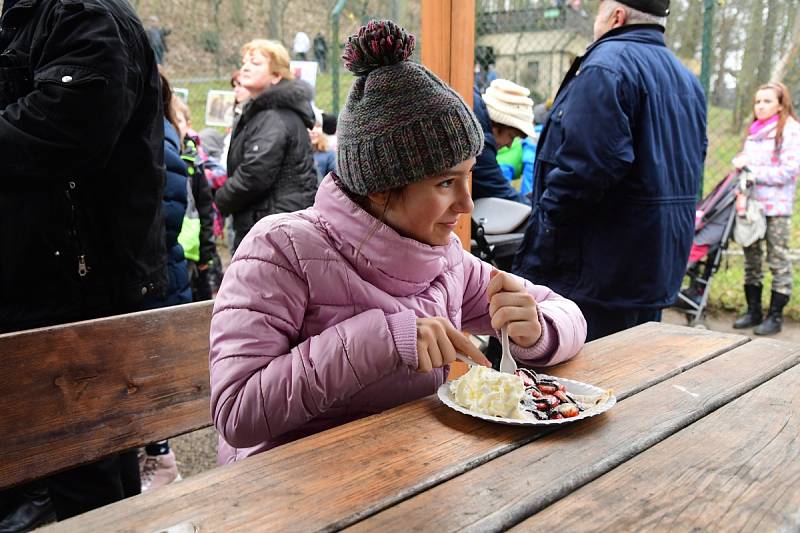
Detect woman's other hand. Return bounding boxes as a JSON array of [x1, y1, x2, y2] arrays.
[[487, 270, 542, 348], [415, 317, 491, 373], [732, 154, 749, 170]]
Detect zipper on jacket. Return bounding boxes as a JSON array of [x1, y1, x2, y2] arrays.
[[64, 181, 89, 278]]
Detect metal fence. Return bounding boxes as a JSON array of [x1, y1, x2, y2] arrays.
[[153, 0, 800, 197], [473, 0, 800, 197]]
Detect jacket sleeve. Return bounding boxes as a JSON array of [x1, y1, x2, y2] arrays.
[[209, 226, 418, 448], [540, 66, 635, 225], [192, 167, 217, 264], [0, 6, 142, 180], [215, 112, 288, 215], [459, 250, 586, 366], [750, 124, 800, 186]]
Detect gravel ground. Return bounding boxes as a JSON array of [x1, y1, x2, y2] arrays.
[[171, 427, 218, 478]]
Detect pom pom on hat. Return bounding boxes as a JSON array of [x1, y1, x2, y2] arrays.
[[342, 20, 416, 77], [482, 79, 536, 139]]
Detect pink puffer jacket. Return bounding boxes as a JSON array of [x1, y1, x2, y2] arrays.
[[210, 176, 587, 463], [740, 117, 800, 216]]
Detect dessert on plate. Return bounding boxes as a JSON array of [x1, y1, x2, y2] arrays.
[[449, 365, 612, 421]]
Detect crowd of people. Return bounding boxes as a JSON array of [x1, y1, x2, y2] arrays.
[[0, 0, 797, 530]]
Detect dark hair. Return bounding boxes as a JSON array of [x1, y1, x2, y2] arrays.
[[159, 70, 180, 134], [750, 81, 799, 161]]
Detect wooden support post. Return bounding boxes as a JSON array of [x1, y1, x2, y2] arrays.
[[421, 0, 476, 250]]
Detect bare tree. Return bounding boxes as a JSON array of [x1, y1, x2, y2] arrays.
[[772, 1, 800, 81], [754, 0, 780, 85], [711, 2, 737, 106], [732, 0, 765, 129]]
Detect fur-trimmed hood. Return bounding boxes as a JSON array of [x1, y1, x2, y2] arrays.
[[245, 78, 315, 128]]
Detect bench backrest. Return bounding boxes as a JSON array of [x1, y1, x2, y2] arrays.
[[0, 301, 213, 489]]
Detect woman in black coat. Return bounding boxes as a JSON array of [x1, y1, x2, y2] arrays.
[[216, 39, 318, 249]]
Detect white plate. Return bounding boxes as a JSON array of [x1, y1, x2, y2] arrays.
[[437, 374, 616, 426]]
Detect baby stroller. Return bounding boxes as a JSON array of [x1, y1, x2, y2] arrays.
[[470, 197, 531, 271], [673, 171, 741, 326]]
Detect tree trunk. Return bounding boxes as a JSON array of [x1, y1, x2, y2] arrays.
[[711, 3, 735, 106], [754, 0, 779, 85], [772, 1, 800, 81], [268, 0, 281, 40], [732, 0, 765, 130], [669, 0, 703, 61]]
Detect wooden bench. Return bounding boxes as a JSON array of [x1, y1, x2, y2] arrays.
[[0, 301, 214, 490]]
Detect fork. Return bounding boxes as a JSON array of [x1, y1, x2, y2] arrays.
[[499, 325, 517, 375], [454, 353, 478, 367]]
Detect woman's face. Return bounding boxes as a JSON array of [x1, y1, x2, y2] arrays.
[[175, 110, 189, 140], [239, 51, 279, 95], [309, 125, 322, 145], [369, 158, 476, 246], [233, 78, 251, 104], [754, 88, 782, 121]]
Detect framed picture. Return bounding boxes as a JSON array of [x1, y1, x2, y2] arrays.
[[173, 87, 189, 104], [289, 60, 318, 90], [205, 90, 236, 128]]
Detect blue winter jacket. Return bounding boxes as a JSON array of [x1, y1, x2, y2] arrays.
[[513, 25, 707, 310], [144, 121, 191, 308], [472, 88, 530, 205]]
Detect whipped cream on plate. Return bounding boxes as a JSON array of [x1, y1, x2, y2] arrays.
[[449, 366, 525, 419]]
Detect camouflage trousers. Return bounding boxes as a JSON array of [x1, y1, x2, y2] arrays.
[[743, 215, 793, 296]]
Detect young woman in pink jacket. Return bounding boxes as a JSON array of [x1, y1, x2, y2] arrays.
[[731, 82, 799, 335], [209, 20, 587, 464]]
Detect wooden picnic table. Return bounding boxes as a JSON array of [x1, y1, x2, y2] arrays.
[[43, 321, 800, 532]]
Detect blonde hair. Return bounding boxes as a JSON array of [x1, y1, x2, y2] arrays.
[[172, 96, 191, 125], [312, 130, 329, 152], [241, 39, 294, 80]]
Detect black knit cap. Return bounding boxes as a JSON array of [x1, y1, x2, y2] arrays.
[[336, 20, 484, 196], [617, 0, 670, 16]]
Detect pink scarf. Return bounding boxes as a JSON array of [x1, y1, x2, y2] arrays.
[[749, 114, 779, 136]]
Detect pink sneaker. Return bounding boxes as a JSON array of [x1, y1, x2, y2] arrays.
[[140, 450, 182, 492]]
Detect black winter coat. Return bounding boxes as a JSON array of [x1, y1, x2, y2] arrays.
[[217, 78, 317, 246], [0, 0, 167, 333]]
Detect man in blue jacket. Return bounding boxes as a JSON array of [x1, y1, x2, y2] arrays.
[[513, 0, 707, 341]]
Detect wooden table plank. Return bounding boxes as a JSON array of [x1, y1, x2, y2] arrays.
[[43, 323, 748, 533], [519, 349, 800, 532], [347, 338, 800, 532]]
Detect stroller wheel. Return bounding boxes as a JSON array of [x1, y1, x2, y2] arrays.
[[692, 322, 708, 330]]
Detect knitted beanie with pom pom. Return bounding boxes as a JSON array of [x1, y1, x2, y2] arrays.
[[336, 20, 484, 196]]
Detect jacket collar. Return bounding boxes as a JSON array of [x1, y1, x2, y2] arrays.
[[313, 174, 461, 297], [586, 24, 666, 55], [243, 78, 315, 128], [1, 0, 37, 20]]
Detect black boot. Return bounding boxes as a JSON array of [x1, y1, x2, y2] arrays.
[[733, 284, 763, 329], [754, 291, 790, 336], [0, 482, 55, 533]]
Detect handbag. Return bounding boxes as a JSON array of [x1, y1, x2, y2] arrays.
[[733, 171, 766, 247]]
